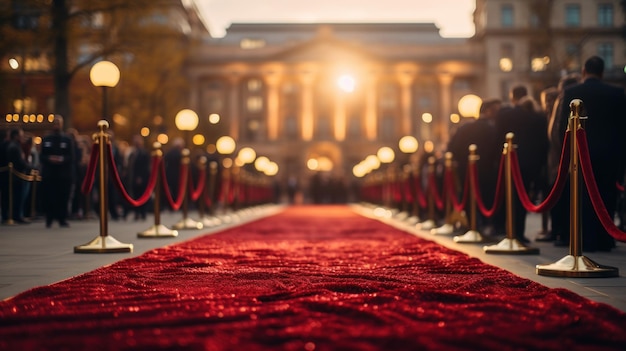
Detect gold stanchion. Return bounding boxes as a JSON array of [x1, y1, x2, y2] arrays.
[[484, 133, 539, 254], [138, 142, 178, 238], [405, 163, 421, 225], [173, 149, 203, 230], [454, 144, 486, 243], [432, 152, 461, 235], [201, 161, 221, 227], [417, 156, 437, 231], [75, 120, 133, 253], [28, 170, 40, 220], [537, 99, 618, 277]]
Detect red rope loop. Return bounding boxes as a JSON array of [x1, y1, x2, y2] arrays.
[[403, 177, 414, 203], [189, 167, 206, 202], [470, 153, 505, 218], [81, 143, 99, 194], [106, 144, 160, 207], [160, 160, 188, 211], [577, 129, 626, 242], [413, 174, 428, 209], [509, 131, 571, 213], [445, 167, 468, 212], [427, 170, 444, 210]]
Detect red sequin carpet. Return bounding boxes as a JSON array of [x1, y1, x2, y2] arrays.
[[1, 205, 625, 350]]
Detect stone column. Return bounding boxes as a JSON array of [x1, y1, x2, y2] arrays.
[[398, 73, 415, 136], [364, 74, 378, 141], [264, 73, 281, 141], [227, 75, 241, 140], [437, 73, 454, 147], [299, 72, 315, 141]]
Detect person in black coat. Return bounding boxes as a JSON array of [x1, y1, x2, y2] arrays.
[[495, 85, 549, 242], [40, 115, 75, 228], [5, 128, 33, 224], [554, 56, 626, 252], [128, 134, 152, 220], [447, 98, 502, 233]]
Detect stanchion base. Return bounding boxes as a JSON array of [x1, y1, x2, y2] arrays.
[[202, 216, 222, 227], [453, 230, 485, 243], [137, 224, 178, 238], [74, 235, 133, 253], [172, 217, 204, 230], [394, 211, 409, 221], [431, 223, 455, 235], [405, 216, 420, 225], [536, 255, 619, 278], [483, 238, 539, 255], [417, 219, 436, 231]]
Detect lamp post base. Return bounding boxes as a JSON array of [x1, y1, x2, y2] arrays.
[[453, 230, 485, 243], [74, 235, 133, 253], [137, 224, 178, 238], [172, 217, 203, 230], [201, 215, 222, 227], [536, 255, 618, 277], [483, 237, 539, 255]]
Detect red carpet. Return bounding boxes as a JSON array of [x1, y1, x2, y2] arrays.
[[1, 205, 625, 350]]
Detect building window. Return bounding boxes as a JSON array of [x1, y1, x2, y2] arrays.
[[529, 14, 540, 28], [565, 4, 581, 27], [499, 43, 514, 72], [247, 79, 262, 92], [565, 42, 581, 71], [347, 115, 361, 138], [245, 118, 261, 141], [598, 43, 614, 68], [240, 38, 266, 49], [285, 115, 298, 140], [380, 115, 395, 141], [598, 3, 614, 27], [501, 4, 514, 27], [247, 96, 263, 112]]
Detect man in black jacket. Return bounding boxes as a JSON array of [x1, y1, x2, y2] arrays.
[[495, 85, 549, 242], [4, 128, 32, 224], [554, 56, 626, 252], [40, 115, 75, 228]]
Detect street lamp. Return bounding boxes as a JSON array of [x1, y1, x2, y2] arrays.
[[173, 108, 202, 230], [90, 61, 120, 123], [216, 136, 237, 217], [458, 94, 482, 119]]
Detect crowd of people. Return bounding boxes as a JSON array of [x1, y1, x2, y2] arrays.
[[0, 115, 168, 227], [445, 56, 626, 252]]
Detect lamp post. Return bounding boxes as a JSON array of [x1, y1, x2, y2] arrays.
[[398, 136, 419, 224], [173, 109, 203, 230], [90, 61, 120, 124], [377, 146, 395, 209], [216, 136, 236, 219]]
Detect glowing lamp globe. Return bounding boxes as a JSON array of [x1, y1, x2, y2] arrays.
[[398, 136, 418, 154], [90, 61, 120, 88], [458, 94, 482, 118], [175, 109, 199, 131], [377, 146, 395, 164], [238, 147, 256, 164], [216, 136, 236, 155]]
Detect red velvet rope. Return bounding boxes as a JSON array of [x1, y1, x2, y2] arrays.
[[470, 153, 505, 218], [445, 167, 468, 212], [106, 144, 160, 207], [189, 168, 206, 202], [617, 182, 624, 192], [510, 131, 570, 213], [160, 161, 188, 211], [577, 129, 626, 242], [403, 177, 414, 203], [81, 143, 99, 194], [413, 175, 427, 208], [427, 171, 444, 211]]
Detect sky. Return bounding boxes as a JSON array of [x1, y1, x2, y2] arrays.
[[191, 0, 476, 38]]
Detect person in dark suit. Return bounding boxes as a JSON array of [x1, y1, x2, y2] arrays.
[[5, 128, 33, 224], [495, 85, 549, 242], [554, 56, 626, 252], [447, 98, 502, 233], [40, 115, 75, 228]]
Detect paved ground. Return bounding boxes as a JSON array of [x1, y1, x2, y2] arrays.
[[1, 204, 625, 313]]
